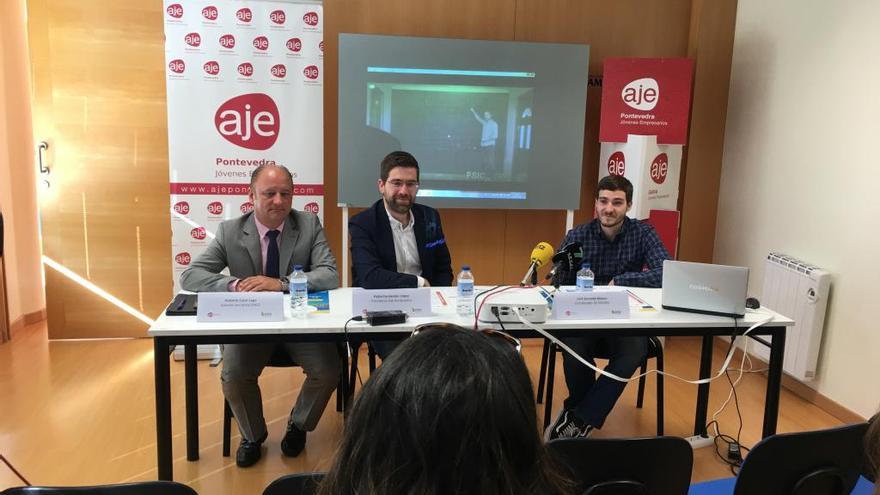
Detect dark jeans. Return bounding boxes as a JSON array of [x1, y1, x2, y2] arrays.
[[370, 339, 402, 361], [561, 335, 648, 428]]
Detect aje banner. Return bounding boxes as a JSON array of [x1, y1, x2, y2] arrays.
[[163, 0, 323, 291], [599, 58, 693, 145]]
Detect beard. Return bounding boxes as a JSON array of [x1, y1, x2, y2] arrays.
[[386, 194, 413, 214], [599, 212, 624, 228]]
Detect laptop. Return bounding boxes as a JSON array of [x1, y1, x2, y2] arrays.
[[661, 260, 749, 318]]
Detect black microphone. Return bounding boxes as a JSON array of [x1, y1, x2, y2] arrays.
[[545, 241, 583, 284]]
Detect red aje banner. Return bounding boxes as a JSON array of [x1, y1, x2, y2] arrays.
[[599, 58, 694, 145]]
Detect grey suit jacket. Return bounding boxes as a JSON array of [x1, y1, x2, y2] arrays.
[[180, 210, 338, 293]]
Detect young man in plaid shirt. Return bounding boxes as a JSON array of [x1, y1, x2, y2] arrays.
[[545, 174, 670, 440]]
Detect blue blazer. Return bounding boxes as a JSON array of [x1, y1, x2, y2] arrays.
[[349, 200, 453, 288]]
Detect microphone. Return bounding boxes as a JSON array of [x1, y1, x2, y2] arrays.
[[545, 241, 584, 285], [520, 242, 554, 286]]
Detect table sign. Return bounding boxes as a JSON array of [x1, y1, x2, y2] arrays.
[[352, 288, 432, 317], [196, 292, 284, 323], [552, 288, 631, 320]]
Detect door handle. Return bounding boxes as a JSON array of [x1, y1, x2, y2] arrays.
[[38, 141, 50, 174]]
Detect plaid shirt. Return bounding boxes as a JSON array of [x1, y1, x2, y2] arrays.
[[557, 217, 670, 288]]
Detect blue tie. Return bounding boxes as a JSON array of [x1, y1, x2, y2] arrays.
[[265, 229, 280, 278]]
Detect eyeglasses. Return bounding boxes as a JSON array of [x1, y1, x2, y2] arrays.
[[411, 322, 522, 354], [386, 179, 419, 189]]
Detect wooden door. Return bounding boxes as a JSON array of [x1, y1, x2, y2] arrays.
[[28, 0, 172, 339]]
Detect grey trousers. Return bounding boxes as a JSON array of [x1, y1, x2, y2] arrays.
[[221, 342, 340, 442]]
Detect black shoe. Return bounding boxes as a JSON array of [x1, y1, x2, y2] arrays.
[[281, 423, 307, 457], [544, 409, 594, 442], [236, 431, 267, 468]]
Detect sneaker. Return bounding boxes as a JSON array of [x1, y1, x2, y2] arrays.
[[544, 409, 594, 442]]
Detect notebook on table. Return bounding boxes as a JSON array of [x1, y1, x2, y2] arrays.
[[165, 293, 198, 316]]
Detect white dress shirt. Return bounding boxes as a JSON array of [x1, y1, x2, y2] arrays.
[[384, 204, 427, 287]]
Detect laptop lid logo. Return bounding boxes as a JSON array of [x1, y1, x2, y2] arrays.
[[689, 284, 719, 293]]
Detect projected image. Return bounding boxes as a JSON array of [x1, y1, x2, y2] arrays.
[[365, 80, 535, 199], [339, 35, 588, 209]]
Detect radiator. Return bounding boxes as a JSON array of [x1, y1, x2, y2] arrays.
[[752, 252, 831, 381]]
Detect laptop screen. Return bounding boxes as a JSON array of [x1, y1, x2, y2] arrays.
[[661, 260, 749, 318]]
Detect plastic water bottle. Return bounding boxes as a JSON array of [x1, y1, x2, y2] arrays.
[[290, 264, 309, 318], [456, 265, 475, 316], [576, 263, 594, 291]]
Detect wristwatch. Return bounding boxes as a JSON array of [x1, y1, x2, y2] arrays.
[[279, 276, 290, 292]]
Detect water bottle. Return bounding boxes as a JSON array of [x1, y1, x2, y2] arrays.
[[456, 265, 475, 316], [576, 263, 594, 291], [290, 264, 309, 317]]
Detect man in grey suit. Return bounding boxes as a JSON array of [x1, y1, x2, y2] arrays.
[[180, 164, 340, 467]]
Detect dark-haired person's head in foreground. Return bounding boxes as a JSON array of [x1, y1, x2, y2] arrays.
[[318, 325, 571, 495], [866, 414, 880, 493]]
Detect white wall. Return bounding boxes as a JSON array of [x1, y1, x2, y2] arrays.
[[0, 0, 45, 323], [715, 0, 880, 418]]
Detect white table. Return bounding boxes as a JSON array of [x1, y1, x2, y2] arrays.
[[149, 287, 793, 481]]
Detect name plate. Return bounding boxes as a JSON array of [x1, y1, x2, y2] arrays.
[[351, 288, 432, 317], [552, 288, 631, 320], [197, 292, 284, 322]]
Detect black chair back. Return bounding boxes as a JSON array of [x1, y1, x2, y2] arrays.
[[262, 472, 325, 495], [548, 436, 692, 495], [733, 422, 869, 495], [1, 481, 197, 495]]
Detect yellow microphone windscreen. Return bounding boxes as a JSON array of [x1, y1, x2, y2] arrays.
[[529, 242, 555, 267]]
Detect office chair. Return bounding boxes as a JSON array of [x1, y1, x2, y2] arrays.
[[262, 472, 325, 495], [549, 436, 693, 495], [346, 340, 380, 396], [1, 481, 197, 495], [538, 335, 665, 435], [688, 422, 870, 495], [221, 345, 345, 456]]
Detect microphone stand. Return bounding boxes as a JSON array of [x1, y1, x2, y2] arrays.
[[520, 262, 537, 286]]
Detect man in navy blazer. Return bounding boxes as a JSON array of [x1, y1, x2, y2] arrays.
[[349, 151, 453, 358]]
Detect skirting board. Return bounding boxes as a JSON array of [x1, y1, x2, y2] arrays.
[[706, 337, 865, 424], [9, 308, 47, 338]]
